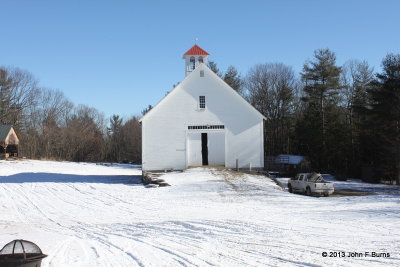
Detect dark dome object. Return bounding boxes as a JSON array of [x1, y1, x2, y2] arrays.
[[0, 239, 47, 267]]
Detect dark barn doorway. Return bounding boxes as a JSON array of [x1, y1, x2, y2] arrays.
[[6, 145, 18, 155], [201, 133, 208, 165]]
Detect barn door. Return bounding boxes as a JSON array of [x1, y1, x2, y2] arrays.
[[201, 133, 208, 165], [187, 132, 224, 167], [188, 133, 202, 166], [207, 133, 225, 166]]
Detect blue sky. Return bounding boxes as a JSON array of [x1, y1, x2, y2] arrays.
[[2, 0, 399, 119]]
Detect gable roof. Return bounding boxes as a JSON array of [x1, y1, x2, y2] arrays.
[[204, 66, 266, 121], [183, 45, 210, 56], [140, 64, 266, 122], [0, 125, 13, 142]]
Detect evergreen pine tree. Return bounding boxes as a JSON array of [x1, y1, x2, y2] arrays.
[[141, 105, 153, 116], [298, 49, 343, 170], [107, 114, 123, 162], [207, 61, 222, 77], [223, 66, 243, 94], [367, 54, 400, 184]]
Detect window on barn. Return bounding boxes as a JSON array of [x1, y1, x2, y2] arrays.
[[188, 125, 224, 130], [190, 57, 195, 70], [199, 56, 203, 63], [199, 96, 205, 109]]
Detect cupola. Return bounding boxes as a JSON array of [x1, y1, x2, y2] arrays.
[[183, 45, 210, 76]]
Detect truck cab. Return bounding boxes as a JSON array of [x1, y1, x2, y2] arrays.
[[288, 173, 334, 197]]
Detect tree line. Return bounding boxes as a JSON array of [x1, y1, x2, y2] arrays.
[[0, 67, 141, 163], [1, 49, 399, 184], [209, 50, 400, 184]]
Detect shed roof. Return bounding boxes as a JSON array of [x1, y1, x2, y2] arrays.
[[275, 154, 305, 165], [0, 125, 13, 142]]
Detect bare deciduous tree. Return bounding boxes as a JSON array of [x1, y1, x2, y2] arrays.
[[0, 67, 39, 126], [245, 63, 298, 156]]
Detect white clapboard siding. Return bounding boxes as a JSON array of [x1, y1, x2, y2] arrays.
[[140, 61, 265, 171]]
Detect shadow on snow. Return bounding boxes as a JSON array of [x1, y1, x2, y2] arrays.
[[0, 172, 142, 184]]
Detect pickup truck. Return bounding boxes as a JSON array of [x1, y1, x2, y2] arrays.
[[288, 173, 334, 196]]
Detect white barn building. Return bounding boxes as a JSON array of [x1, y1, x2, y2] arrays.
[[140, 45, 265, 171]]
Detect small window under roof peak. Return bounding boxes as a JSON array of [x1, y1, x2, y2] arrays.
[[199, 96, 205, 109]]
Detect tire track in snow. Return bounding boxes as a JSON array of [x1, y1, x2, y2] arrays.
[[85, 232, 146, 267], [66, 223, 146, 267], [2, 163, 399, 266], [71, 222, 214, 266], [72, 220, 279, 266], [0, 185, 26, 223]]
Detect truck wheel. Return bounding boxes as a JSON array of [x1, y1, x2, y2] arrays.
[[323, 193, 329, 197], [306, 187, 311, 196], [288, 184, 293, 193]]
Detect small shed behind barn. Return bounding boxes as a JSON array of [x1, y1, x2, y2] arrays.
[[265, 154, 310, 176], [0, 125, 19, 158]]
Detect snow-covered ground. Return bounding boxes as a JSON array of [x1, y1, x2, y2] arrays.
[[0, 160, 399, 267]]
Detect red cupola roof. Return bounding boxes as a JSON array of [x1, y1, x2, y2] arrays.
[[183, 45, 210, 56]]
